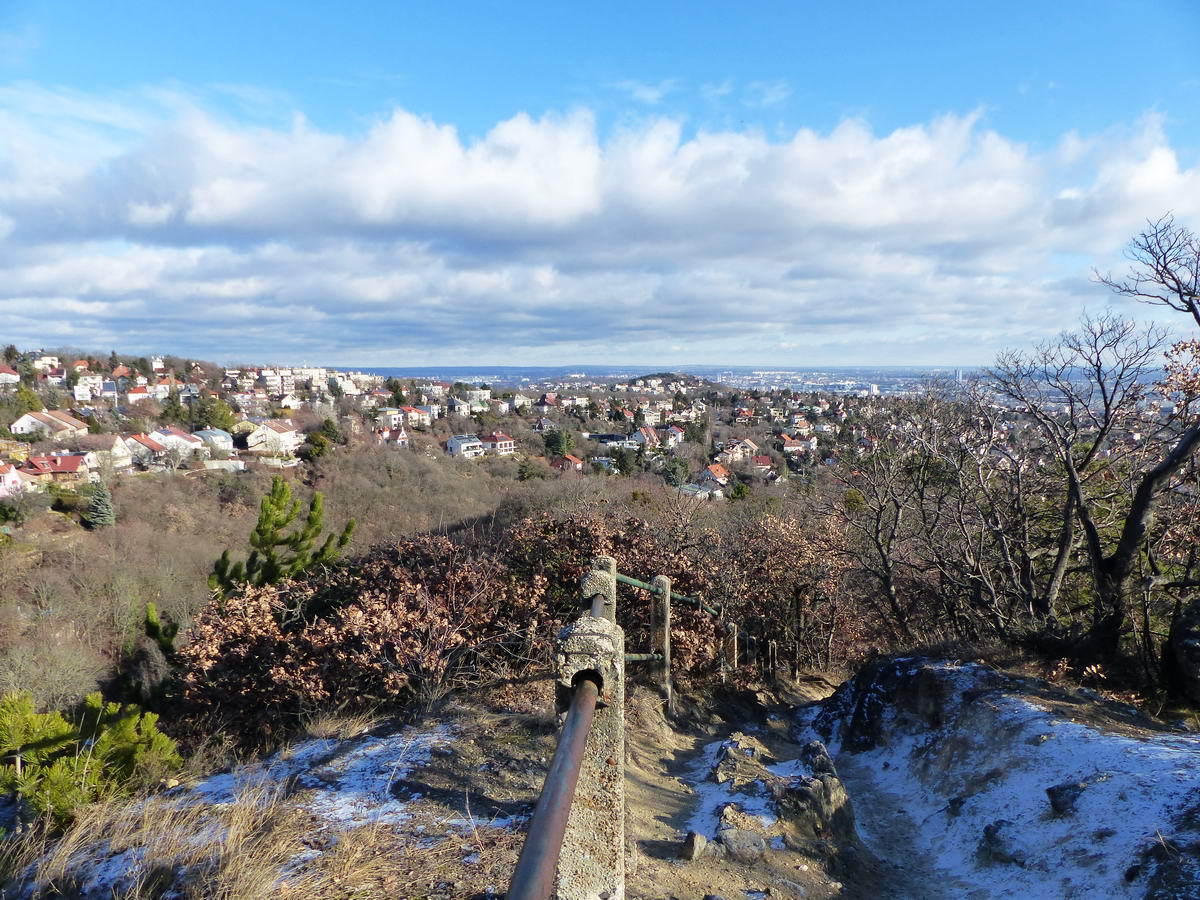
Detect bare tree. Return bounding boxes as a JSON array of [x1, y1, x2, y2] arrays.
[[1096, 214, 1200, 328], [993, 313, 1200, 657]]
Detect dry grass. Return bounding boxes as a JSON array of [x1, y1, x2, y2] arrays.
[[0, 773, 522, 899], [0, 782, 326, 899], [298, 707, 382, 742]]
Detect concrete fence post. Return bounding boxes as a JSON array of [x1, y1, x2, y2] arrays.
[[555, 611, 625, 899], [722, 621, 738, 677], [650, 575, 672, 715], [583, 556, 618, 623]]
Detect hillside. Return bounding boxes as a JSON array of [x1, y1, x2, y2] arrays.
[[4, 661, 1197, 899]]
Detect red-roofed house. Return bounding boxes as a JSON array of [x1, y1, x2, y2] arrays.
[[751, 455, 774, 475], [21, 454, 89, 486], [698, 463, 730, 488], [632, 426, 660, 448], [0, 364, 20, 389], [400, 406, 432, 428], [480, 431, 516, 455], [551, 453, 584, 473]]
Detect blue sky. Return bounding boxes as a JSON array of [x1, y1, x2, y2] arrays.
[[0, 1, 1198, 365]]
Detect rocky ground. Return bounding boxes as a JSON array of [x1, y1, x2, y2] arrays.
[[800, 657, 1200, 900], [4, 661, 1198, 899]]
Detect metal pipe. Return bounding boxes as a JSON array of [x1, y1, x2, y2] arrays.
[[506, 677, 601, 900], [624, 652, 663, 662], [613, 572, 720, 617]]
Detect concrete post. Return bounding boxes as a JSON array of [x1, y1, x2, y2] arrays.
[[582, 556, 618, 623], [722, 621, 738, 677], [555, 613, 625, 900], [650, 575, 672, 715]]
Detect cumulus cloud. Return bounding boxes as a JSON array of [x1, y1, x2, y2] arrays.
[[0, 82, 1197, 365]]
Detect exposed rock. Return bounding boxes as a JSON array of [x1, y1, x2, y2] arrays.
[[679, 830, 707, 860], [717, 800, 772, 833], [809, 657, 991, 752], [800, 740, 837, 777], [711, 731, 775, 789], [775, 768, 856, 845], [980, 819, 1026, 866], [1046, 780, 1087, 815], [718, 827, 768, 863]]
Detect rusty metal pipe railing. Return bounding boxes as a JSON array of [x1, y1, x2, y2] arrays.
[[507, 589, 611, 900], [506, 675, 601, 900]]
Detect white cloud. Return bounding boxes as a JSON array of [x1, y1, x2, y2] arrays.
[[745, 79, 791, 109], [611, 79, 679, 105], [0, 83, 1197, 365]]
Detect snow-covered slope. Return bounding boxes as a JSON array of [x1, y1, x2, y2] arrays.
[[796, 658, 1200, 899]]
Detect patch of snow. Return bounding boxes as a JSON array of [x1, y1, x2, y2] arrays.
[[679, 739, 778, 837], [798, 662, 1200, 899], [184, 724, 454, 828], [12, 724, 461, 900]]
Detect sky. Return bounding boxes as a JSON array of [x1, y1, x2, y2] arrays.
[[0, 1, 1198, 367]]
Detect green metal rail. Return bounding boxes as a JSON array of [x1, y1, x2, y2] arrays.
[[613, 571, 722, 618]]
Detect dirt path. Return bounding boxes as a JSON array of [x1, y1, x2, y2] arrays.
[[833, 753, 982, 900], [622, 684, 858, 900]]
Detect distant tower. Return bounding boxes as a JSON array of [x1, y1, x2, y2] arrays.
[[955, 368, 963, 383]]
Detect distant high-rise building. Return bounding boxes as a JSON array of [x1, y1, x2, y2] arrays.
[[955, 368, 963, 383]]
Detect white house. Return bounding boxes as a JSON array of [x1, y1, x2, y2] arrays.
[[400, 406, 432, 428], [0, 364, 21, 390], [126, 385, 153, 406], [376, 408, 405, 429], [447, 397, 473, 417], [77, 434, 134, 472], [10, 410, 89, 441], [153, 426, 207, 457], [446, 434, 485, 458], [377, 426, 409, 448], [194, 428, 235, 454], [660, 425, 685, 448], [0, 463, 38, 498], [247, 421, 301, 456], [125, 433, 169, 466], [480, 431, 516, 455]]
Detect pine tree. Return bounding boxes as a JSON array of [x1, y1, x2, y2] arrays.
[[144, 602, 179, 656], [209, 476, 355, 596], [161, 389, 185, 423], [15, 385, 42, 414], [84, 483, 116, 528]]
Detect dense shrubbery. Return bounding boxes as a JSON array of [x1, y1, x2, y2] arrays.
[[173, 500, 865, 743], [176, 535, 548, 744]]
